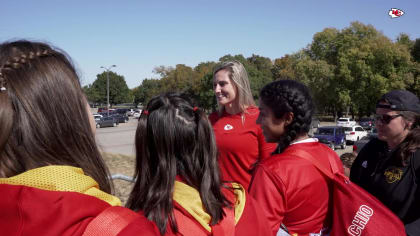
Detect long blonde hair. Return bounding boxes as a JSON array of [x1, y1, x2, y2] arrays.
[[213, 60, 255, 116]]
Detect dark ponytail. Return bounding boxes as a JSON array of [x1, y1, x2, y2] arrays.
[[127, 93, 229, 234]]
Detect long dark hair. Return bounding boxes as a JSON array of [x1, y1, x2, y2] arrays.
[[0, 40, 112, 193], [127, 93, 229, 234], [259, 79, 314, 152], [394, 111, 420, 166]]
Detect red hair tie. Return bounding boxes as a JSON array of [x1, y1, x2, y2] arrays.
[[143, 110, 149, 115], [193, 107, 199, 111]]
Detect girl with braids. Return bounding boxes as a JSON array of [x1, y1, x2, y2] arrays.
[[127, 93, 270, 236], [0, 40, 158, 236], [249, 80, 343, 236], [350, 90, 420, 235], [209, 61, 276, 191]]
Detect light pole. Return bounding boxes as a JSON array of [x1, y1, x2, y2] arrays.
[[100, 65, 116, 116]]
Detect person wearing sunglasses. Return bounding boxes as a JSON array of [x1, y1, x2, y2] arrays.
[[350, 90, 420, 236]]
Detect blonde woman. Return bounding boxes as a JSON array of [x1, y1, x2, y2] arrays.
[[209, 61, 276, 190]]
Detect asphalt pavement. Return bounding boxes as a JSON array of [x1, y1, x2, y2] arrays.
[[95, 117, 138, 156]]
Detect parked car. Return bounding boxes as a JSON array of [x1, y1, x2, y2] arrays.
[[343, 125, 368, 144], [337, 117, 356, 127], [97, 107, 116, 113], [133, 110, 142, 119], [115, 108, 128, 115], [93, 113, 103, 121], [95, 116, 118, 128], [359, 117, 375, 130], [111, 113, 129, 123], [313, 126, 347, 150], [352, 127, 378, 154], [311, 117, 320, 129], [126, 109, 135, 116]]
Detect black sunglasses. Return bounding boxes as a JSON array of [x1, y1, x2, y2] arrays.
[[374, 114, 402, 124]]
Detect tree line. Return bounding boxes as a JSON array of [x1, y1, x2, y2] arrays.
[[84, 21, 420, 118]]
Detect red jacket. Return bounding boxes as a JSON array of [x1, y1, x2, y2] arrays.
[[209, 107, 276, 190], [249, 141, 343, 236], [0, 166, 159, 236]]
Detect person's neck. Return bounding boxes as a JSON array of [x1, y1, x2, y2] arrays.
[[225, 103, 243, 115], [292, 134, 310, 143]]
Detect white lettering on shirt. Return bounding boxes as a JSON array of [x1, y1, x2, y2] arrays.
[[348, 205, 373, 236]]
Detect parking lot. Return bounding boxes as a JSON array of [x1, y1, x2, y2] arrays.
[[95, 117, 138, 156], [95, 119, 353, 157]]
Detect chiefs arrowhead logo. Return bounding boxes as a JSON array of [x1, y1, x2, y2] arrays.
[[388, 8, 404, 18], [224, 124, 233, 130]]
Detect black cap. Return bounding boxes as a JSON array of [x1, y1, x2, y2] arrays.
[[377, 90, 420, 113]]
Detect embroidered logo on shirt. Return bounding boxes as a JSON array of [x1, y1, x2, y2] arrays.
[[384, 167, 403, 183], [362, 161, 368, 168], [224, 124, 233, 130]]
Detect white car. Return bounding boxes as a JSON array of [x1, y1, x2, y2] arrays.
[[93, 113, 103, 121], [337, 117, 356, 127], [126, 109, 135, 116], [343, 125, 368, 143], [133, 111, 141, 119]]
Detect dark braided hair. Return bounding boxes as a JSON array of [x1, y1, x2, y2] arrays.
[[0, 50, 51, 92], [259, 80, 314, 152]]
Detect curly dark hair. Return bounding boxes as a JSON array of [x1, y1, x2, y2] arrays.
[[259, 79, 314, 152]]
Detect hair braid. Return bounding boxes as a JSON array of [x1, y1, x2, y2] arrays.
[[260, 80, 314, 152], [0, 50, 52, 93], [1, 50, 51, 74]]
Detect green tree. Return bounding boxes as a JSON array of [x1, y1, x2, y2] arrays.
[[192, 62, 217, 111], [132, 78, 162, 106], [160, 64, 195, 93], [412, 38, 420, 63], [90, 71, 131, 106], [272, 54, 297, 80], [295, 21, 415, 118], [309, 27, 340, 64], [396, 33, 414, 51], [247, 54, 273, 78], [83, 84, 101, 104], [293, 56, 335, 114]]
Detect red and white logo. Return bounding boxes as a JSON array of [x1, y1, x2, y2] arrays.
[[388, 8, 404, 18], [224, 124, 233, 130]]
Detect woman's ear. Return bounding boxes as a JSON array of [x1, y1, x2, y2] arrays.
[[406, 121, 414, 130], [284, 112, 294, 126]]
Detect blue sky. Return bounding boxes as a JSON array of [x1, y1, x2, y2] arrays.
[[2, 1, 419, 88]]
